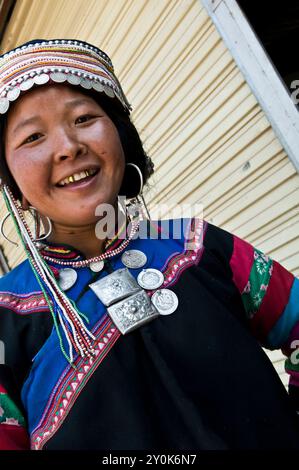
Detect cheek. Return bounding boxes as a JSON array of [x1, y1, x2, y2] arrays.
[[6, 151, 49, 195]]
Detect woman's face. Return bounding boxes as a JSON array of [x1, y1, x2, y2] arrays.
[[4, 84, 125, 227]]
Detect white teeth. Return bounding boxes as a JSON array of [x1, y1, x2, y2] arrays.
[[58, 168, 97, 186]]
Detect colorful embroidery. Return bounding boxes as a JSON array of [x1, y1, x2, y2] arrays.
[[41, 245, 82, 260], [250, 260, 295, 343], [0, 386, 25, 427], [230, 232, 297, 346], [31, 315, 120, 450], [161, 219, 206, 287], [0, 291, 51, 315], [241, 248, 273, 318]]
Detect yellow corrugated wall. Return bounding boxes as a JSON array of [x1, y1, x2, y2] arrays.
[[1, 0, 299, 386]]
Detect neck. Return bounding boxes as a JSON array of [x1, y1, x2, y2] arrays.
[[47, 223, 106, 259]]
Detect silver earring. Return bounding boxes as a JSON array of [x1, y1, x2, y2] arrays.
[[125, 163, 151, 221], [28, 206, 52, 242], [0, 207, 53, 247], [0, 211, 18, 246]]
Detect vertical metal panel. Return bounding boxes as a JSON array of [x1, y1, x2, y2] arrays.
[[1, 0, 298, 386]]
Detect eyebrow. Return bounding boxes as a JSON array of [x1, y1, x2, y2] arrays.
[[12, 98, 95, 136], [12, 116, 41, 136]]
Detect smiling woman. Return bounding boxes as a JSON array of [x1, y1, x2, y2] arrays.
[[0, 39, 299, 453]]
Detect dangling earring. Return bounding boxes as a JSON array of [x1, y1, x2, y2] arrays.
[[124, 163, 151, 221], [21, 194, 30, 211], [0, 194, 32, 246], [0, 211, 18, 246], [0, 205, 52, 248], [28, 206, 52, 243]]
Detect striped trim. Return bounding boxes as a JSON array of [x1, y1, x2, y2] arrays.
[[40, 245, 82, 261], [0, 291, 51, 314], [161, 219, 206, 288], [31, 315, 120, 450]]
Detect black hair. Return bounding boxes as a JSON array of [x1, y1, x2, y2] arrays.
[[0, 88, 154, 200], [95, 94, 154, 198]]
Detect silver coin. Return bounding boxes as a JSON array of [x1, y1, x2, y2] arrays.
[[50, 72, 67, 83], [0, 98, 9, 114], [67, 74, 81, 85], [34, 73, 50, 85], [19, 78, 34, 91], [121, 250, 147, 269], [80, 78, 92, 89], [58, 268, 78, 291], [7, 88, 20, 101], [92, 81, 104, 92], [137, 268, 164, 290], [151, 289, 178, 315], [104, 85, 115, 98], [89, 260, 104, 272]]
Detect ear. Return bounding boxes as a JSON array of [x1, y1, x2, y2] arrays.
[[21, 194, 30, 210]]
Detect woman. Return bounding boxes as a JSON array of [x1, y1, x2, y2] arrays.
[[0, 39, 298, 451]]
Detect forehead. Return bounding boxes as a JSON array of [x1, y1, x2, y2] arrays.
[[7, 84, 98, 122]]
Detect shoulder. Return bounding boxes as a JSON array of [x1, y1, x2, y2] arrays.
[[0, 259, 33, 294], [0, 259, 44, 314], [139, 217, 234, 250], [137, 217, 236, 274]]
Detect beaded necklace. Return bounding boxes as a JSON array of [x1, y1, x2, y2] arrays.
[[42, 221, 139, 268]]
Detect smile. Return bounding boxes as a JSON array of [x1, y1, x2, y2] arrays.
[[57, 168, 98, 187]]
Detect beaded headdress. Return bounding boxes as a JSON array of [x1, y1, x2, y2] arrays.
[[0, 38, 131, 115]]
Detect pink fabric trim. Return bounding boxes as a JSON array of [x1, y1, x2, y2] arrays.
[[230, 235, 254, 294]]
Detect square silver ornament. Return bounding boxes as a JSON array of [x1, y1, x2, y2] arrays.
[[107, 290, 159, 334], [89, 268, 140, 306]]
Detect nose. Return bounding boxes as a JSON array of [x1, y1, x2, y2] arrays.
[[53, 127, 87, 162]]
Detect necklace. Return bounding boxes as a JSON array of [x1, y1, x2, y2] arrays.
[[42, 221, 139, 268]]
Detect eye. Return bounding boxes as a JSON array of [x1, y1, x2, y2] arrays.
[[75, 114, 94, 124], [22, 133, 43, 145]]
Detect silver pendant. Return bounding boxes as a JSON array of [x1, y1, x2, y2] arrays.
[[89, 260, 105, 272], [58, 268, 78, 291], [137, 268, 164, 290], [107, 290, 159, 334], [121, 249, 147, 269], [151, 289, 178, 315], [89, 268, 140, 306]]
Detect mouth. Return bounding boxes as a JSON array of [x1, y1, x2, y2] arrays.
[[56, 168, 100, 189]]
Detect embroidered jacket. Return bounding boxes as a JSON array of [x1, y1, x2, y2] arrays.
[[0, 219, 298, 450]]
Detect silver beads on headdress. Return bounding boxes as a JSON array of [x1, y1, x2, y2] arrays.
[[0, 39, 132, 116]]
